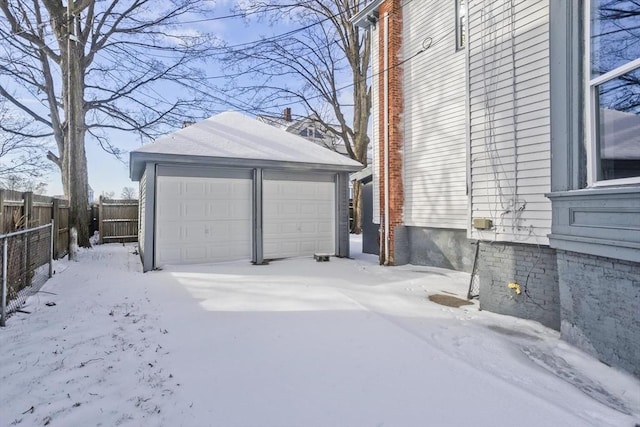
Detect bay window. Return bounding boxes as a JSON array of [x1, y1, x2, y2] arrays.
[[587, 0, 640, 185]]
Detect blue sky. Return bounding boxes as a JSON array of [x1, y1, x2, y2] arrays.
[[42, 1, 316, 198], [2, 0, 359, 198]]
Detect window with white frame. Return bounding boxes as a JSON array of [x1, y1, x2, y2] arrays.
[[588, 1, 640, 184], [455, 0, 466, 50]]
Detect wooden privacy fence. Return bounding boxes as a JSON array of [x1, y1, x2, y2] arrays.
[[97, 198, 139, 244], [0, 190, 69, 260]]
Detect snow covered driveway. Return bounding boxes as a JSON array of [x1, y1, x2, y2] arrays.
[[1, 242, 639, 427]]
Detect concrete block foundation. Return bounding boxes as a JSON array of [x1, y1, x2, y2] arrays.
[[557, 250, 640, 378], [477, 242, 560, 330]]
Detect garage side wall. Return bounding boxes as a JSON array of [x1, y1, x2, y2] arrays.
[[141, 163, 156, 272], [138, 169, 146, 262]]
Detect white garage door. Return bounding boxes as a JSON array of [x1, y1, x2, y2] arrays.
[[263, 179, 335, 259], [155, 176, 252, 266]]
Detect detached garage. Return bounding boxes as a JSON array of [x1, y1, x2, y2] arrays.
[[130, 111, 361, 272]]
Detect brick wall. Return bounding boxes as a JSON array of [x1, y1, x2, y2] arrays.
[[478, 242, 560, 330], [377, 0, 404, 265], [557, 250, 640, 378]]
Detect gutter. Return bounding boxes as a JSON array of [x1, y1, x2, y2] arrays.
[[383, 11, 390, 266], [351, 0, 385, 29]]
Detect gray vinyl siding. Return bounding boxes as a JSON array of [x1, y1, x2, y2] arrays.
[[468, 0, 551, 244], [402, 0, 467, 229], [138, 170, 147, 258], [371, 24, 380, 224]]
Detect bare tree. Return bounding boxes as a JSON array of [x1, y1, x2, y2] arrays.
[[100, 190, 115, 200], [221, 0, 372, 233], [0, 100, 53, 186], [121, 186, 137, 199], [0, 0, 220, 246], [2, 174, 48, 194]]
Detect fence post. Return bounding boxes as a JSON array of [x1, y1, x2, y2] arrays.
[[22, 192, 33, 227], [49, 221, 54, 278], [0, 189, 5, 234], [52, 199, 60, 259], [22, 192, 33, 289], [98, 196, 104, 244], [1, 237, 7, 327]]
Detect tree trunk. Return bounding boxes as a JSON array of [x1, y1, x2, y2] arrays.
[[349, 50, 371, 236], [350, 120, 369, 235], [61, 16, 90, 248], [351, 180, 363, 234]]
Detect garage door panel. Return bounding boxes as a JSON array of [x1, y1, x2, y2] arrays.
[[263, 179, 335, 259], [208, 204, 233, 220], [158, 246, 183, 262], [209, 221, 252, 237], [299, 203, 320, 215], [298, 222, 320, 233], [317, 221, 334, 233], [184, 202, 207, 220], [208, 182, 232, 196], [156, 203, 181, 220], [156, 176, 252, 266], [183, 245, 207, 261]]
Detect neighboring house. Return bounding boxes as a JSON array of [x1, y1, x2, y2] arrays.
[[354, 0, 639, 378], [129, 111, 361, 272], [353, 0, 474, 272], [258, 108, 349, 156], [351, 166, 379, 255], [259, 108, 363, 201]]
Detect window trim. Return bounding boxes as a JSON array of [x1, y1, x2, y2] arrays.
[[455, 0, 466, 51], [585, 1, 640, 187]]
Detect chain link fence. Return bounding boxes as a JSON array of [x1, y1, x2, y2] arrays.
[[1, 222, 54, 326]]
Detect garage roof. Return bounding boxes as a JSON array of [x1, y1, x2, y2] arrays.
[[130, 111, 362, 180]]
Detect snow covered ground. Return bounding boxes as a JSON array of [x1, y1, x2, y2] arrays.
[[1, 236, 639, 427]]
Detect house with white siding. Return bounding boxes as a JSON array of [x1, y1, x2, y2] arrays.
[[355, 0, 475, 272], [258, 108, 348, 156], [354, 0, 640, 378]]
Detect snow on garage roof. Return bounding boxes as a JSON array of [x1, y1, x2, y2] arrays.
[[130, 111, 362, 180]]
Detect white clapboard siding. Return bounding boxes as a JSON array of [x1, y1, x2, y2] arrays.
[[402, 0, 468, 229], [138, 170, 147, 256], [371, 25, 380, 224], [468, 0, 551, 244]]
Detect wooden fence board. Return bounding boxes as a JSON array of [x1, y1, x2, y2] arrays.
[[98, 198, 139, 243], [0, 190, 69, 259]]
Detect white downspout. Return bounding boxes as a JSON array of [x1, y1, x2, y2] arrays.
[[383, 12, 390, 265]]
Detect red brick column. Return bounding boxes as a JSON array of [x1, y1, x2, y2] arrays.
[[377, 0, 403, 265]]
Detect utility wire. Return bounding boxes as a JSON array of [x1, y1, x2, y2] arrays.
[[208, 0, 373, 51], [2, 0, 423, 130], [251, 30, 445, 115]]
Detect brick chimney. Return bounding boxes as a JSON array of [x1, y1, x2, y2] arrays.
[[283, 107, 292, 122]]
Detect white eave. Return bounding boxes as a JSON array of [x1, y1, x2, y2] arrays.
[[351, 0, 384, 29], [351, 165, 372, 183]]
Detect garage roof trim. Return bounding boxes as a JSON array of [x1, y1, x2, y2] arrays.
[[130, 111, 362, 179]]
